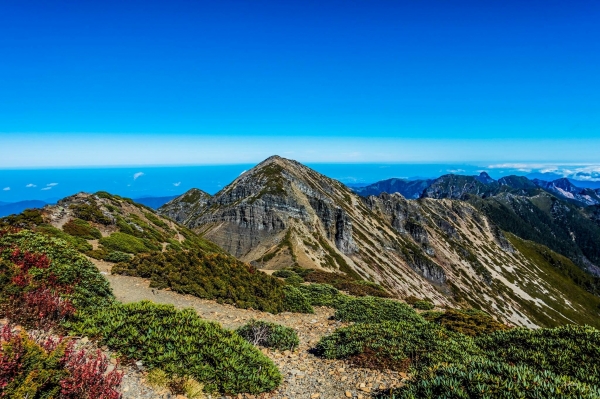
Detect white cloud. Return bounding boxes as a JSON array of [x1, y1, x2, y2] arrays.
[[487, 163, 600, 182], [239, 170, 247, 176], [2, 187, 10, 191], [41, 187, 52, 191], [26, 183, 37, 188], [173, 182, 181, 187], [447, 169, 465, 174], [46, 183, 58, 187], [133, 172, 144, 180]]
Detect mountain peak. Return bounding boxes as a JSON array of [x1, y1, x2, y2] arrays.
[[475, 171, 495, 184]]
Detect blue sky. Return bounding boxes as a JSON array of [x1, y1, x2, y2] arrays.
[[1, 0, 599, 167]]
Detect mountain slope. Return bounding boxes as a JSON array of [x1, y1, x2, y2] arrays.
[[159, 156, 600, 328]]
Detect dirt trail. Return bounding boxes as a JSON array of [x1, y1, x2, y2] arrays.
[[91, 259, 405, 399]]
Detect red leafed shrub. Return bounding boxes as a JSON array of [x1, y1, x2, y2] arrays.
[[1, 246, 76, 331], [0, 325, 122, 398], [61, 347, 123, 399]]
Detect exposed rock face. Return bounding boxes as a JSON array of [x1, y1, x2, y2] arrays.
[[159, 156, 599, 328], [160, 188, 211, 223]]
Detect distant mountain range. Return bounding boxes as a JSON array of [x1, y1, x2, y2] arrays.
[[354, 172, 600, 207]]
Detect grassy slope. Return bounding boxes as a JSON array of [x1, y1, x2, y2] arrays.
[[507, 233, 600, 328]]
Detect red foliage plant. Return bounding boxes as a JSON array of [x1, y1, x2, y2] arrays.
[[1, 247, 76, 331], [61, 346, 123, 399], [0, 325, 123, 399]]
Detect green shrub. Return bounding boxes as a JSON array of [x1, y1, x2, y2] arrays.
[[104, 251, 132, 263], [297, 283, 351, 308], [476, 324, 600, 386], [71, 301, 281, 394], [282, 285, 314, 313], [284, 274, 304, 286], [273, 269, 296, 279], [99, 232, 156, 254], [112, 250, 287, 313], [412, 300, 434, 310], [0, 209, 44, 228], [334, 296, 423, 324], [62, 218, 102, 239], [315, 321, 480, 371], [70, 199, 113, 225], [303, 269, 389, 297], [144, 211, 170, 230], [36, 225, 94, 253], [236, 320, 299, 351], [382, 357, 600, 399], [424, 308, 509, 337]]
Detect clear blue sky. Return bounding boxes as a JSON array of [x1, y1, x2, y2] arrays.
[[1, 0, 599, 167]]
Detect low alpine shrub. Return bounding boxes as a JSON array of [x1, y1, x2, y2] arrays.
[[99, 232, 158, 254], [315, 321, 480, 371], [282, 285, 314, 313], [334, 296, 423, 324], [273, 269, 296, 279], [104, 251, 131, 263], [113, 250, 287, 313], [424, 308, 509, 336], [380, 357, 600, 399], [62, 218, 102, 240], [284, 274, 304, 286], [236, 320, 299, 351], [412, 300, 434, 310], [297, 283, 351, 308], [71, 301, 282, 394], [476, 324, 600, 386]]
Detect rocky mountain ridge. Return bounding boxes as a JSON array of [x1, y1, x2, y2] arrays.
[[160, 156, 600, 328]]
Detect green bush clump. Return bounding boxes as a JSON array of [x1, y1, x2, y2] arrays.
[[99, 232, 157, 254], [273, 269, 296, 279], [304, 269, 389, 297], [70, 199, 113, 225], [297, 283, 351, 308], [334, 296, 423, 324], [315, 321, 480, 371], [62, 218, 102, 239], [0, 230, 114, 311], [284, 274, 304, 286], [382, 357, 600, 399], [412, 300, 434, 310], [424, 308, 510, 337], [236, 320, 299, 351], [282, 285, 314, 313], [144, 211, 170, 230], [104, 251, 132, 263], [71, 301, 281, 394], [0, 209, 44, 228], [36, 225, 94, 253], [112, 250, 287, 313], [476, 324, 600, 386]]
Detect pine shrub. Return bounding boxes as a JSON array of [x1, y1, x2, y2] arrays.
[[476, 324, 600, 386], [315, 321, 480, 371], [381, 357, 600, 399], [113, 250, 287, 313], [236, 320, 299, 351], [424, 308, 509, 336], [282, 285, 314, 313], [334, 296, 423, 324]]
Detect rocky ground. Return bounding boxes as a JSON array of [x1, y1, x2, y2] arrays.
[[90, 259, 406, 399]]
